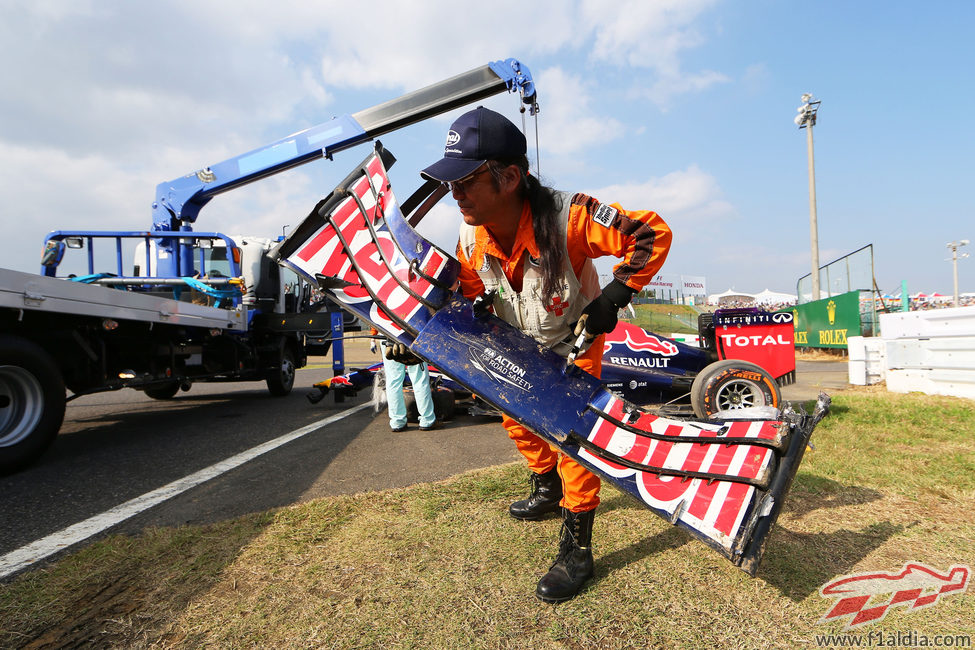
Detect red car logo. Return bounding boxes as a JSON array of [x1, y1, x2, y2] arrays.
[[604, 322, 679, 356], [819, 563, 970, 629]]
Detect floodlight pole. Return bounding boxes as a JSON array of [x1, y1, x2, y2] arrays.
[[805, 119, 820, 301], [947, 239, 970, 307], [796, 94, 822, 301]]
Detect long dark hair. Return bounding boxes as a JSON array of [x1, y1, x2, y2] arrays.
[[486, 155, 565, 301]]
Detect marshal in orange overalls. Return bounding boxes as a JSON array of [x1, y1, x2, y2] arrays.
[[455, 193, 671, 512]]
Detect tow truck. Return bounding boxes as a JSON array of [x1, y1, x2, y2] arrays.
[[0, 59, 539, 474]]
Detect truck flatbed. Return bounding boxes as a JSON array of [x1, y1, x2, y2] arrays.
[[0, 268, 246, 331]]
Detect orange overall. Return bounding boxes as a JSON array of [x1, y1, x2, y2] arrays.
[[456, 193, 671, 513]]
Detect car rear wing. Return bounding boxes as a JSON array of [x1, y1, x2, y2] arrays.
[[699, 308, 798, 385]]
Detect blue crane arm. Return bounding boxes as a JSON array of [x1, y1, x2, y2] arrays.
[[152, 58, 537, 233]]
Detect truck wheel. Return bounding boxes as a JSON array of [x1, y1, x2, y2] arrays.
[[690, 359, 781, 418], [266, 347, 296, 396], [0, 337, 66, 474], [144, 381, 180, 400]]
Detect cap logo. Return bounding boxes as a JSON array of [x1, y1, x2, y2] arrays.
[[445, 130, 460, 147]]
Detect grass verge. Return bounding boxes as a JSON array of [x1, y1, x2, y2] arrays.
[[2, 392, 973, 648], [629, 304, 701, 335]]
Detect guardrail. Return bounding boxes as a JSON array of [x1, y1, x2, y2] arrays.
[[849, 306, 975, 399]]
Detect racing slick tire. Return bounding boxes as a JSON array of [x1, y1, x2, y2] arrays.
[[405, 386, 456, 422], [144, 381, 181, 400], [266, 346, 297, 396], [433, 387, 455, 422], [690, 359, 781, 418], [0, 336, 66, 474]]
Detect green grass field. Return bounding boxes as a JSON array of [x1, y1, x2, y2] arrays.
[[2, 390, 973, 648], [628, 303, 702, 335]]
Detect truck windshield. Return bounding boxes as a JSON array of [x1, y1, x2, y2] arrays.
[[202, 246, 233, 277]]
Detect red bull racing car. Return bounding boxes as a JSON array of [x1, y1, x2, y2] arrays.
[[601, 310, 796, 417], [310, 307, 798, 422]]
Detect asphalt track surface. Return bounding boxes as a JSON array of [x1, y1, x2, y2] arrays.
[[0, 338, 850, 578]]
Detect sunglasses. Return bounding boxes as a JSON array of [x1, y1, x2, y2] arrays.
[[443, 167, 492, 193]]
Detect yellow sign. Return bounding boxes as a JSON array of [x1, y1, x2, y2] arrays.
[[818, 329, 848, 346]]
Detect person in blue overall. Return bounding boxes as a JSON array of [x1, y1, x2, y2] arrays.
[[381, 340, 438, 432]]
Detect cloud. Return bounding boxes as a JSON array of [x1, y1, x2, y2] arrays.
[[0, 0, 734, 277], [412, 164, 738, 269], [535, 67, 626, 155], [304, 0, 726, 109], [581, 0, 729, 108], [583, 0, 716, 67], [589, 164, 735, 225], [643, 69, 731, 108], [0, 3, 329, 159], [312, 1, 579, 91], [585, 165, 738, 284], [1, 0, 728, 150], [0, 140, 162, 273], [0, 0, 728, 156]]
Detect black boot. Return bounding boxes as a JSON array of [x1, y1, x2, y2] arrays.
[[535, 508, 595, 603], [509, 467, 563, 520]]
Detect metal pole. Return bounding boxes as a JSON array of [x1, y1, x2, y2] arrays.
[[806, 122, 821, 301], [952, 246, 960, 307], [946, 240, 969, 307]]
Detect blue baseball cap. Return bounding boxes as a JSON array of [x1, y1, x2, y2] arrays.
[[420, 107, 527, 182]]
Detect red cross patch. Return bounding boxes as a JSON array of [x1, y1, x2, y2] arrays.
[[545, 296, 570, 316]]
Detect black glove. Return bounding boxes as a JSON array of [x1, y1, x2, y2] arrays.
[[575, 279, 635, 338], [472, 289, 497, 318], [385, 341, 422, 365]]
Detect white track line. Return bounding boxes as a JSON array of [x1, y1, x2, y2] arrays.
[[0, 402, 372, 580]]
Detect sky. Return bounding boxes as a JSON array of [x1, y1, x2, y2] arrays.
[[1, 0, 973, 298]]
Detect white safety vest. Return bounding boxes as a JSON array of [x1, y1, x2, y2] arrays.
[[459, 192, 600, 355]]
